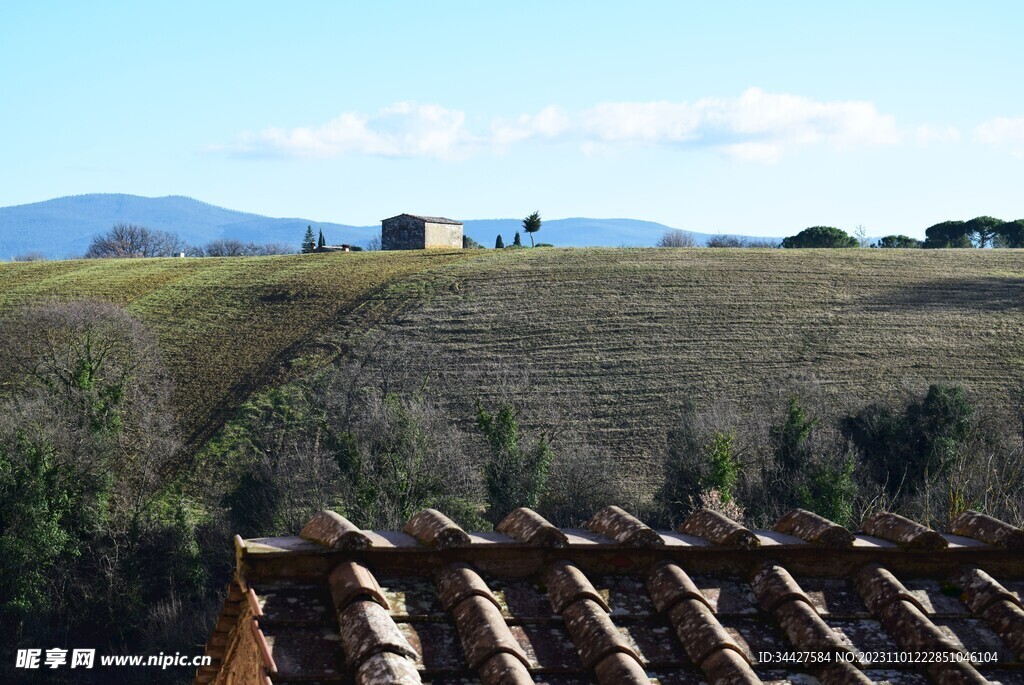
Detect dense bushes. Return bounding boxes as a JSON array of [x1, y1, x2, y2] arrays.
[[658, 383, 1023, 530], [781, 226, 858, 248], [0, 301, 210, 681], [923, 216, 1024, 248], [843, 384, 974, 494], [875, 235, 922, 248]]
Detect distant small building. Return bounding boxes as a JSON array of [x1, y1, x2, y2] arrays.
[[313, 244, 351, 253], [382, 214, 463, 250]]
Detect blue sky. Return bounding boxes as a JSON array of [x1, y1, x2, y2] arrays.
[[2, 2, 1022, 237]]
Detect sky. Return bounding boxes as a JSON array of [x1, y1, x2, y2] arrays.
[[2, 2, 1023, 238]]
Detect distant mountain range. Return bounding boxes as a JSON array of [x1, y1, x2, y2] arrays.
[[0, 194, 778, 259]]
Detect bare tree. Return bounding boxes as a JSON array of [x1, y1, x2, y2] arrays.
[[745, 238, 781, 248], [656, 230, 697, 248], [0, 299, 174, 447], [253, 242, 294, 256], [11, 251, 46, 262], [854, 224, 870, 248], [203, 238, 251, 257], [85, 222, 186, 258], [706, 235, 745, 248]]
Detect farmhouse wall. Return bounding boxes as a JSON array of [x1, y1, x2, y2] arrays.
[[382, 214, 463, 250], [423, 221, 462, 249], [381, 215, 425, 250]]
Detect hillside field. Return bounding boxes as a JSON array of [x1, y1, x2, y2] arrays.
[[0, 250, 475, 447], [339, 248, 1024, 488], [2, 247, 1024, 483]]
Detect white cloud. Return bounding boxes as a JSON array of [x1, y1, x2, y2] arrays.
[[975, 117, 1024, 157], [582, 89, 900, 160], [915, 124, 960, 146], [222, 102, 476, 160], [491, 105, 572, 147], [215, 90, 903, 162]]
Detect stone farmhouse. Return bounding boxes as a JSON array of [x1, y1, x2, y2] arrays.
[[194, 506, 1024, 684], [382, 214, 463, 250]]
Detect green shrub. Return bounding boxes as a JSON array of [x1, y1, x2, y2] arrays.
[[705, 432, 738, 503], [770, 397, 816, 474], [476, 400, 553, 521], [797, 454, 857, 526]]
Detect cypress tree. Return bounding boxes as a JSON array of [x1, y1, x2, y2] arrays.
[[513, 232, 522, 247], [301, 226, 315, 253], [317, 229, 326, 248], [495, 234, 504, 249]]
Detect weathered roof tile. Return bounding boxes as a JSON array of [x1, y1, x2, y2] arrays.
[[436, 563, 501, 613], [666, 597, 748, 666], [700, 646, 761, 685], [592, 651, 650, 684], [199, 505, 1024, 685], [646, 561, 713, 614], [402, 509, 471, 549], [679, 508, 760, 547], [496, 507, 569, 547], [950, 510, 1024, 549], [861, 511, 947, 550], [852, 566, 991, 683], [301, 510, 372, 550], [478, 652, 535, 685], [817, 661, 874, 685], [561, 597, 640, 669], [773, 597, 851, 655], [775, 508, 855, 548], [853, 564, 927, 615], [338, 600, 418, 669], [588, 505, 664, 547], [329, 560, 390, 612], [956, 566, 1022, 614], [545, 560, 611, 614], [978, 599, 1024, 658], [355, 651, 422, 685], [450, 593, 530, 670], [751, 564, 815, 614]]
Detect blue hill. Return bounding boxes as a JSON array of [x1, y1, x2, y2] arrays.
[[462, 217, 724, 248], [0, 194, 374, 259], [0, 194, 777, 259]]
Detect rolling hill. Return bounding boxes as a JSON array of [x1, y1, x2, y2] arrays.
[[0, 194, 376, 259], [0, 249, 478, 448], [0, 194, 769, 258], [2, 247, 1023, 487]]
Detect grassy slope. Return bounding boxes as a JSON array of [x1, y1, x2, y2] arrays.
[[0, 250, 475, 447], [358, 248, 1024, 487], [3, 247, 1024, 486]]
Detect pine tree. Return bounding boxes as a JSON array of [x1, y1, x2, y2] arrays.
[[513, 232, 522, 247], [522, 211, 541, 247], [301, 226, 315, 253], [495, 235, 504, 249], [317, 229, 326, 249]]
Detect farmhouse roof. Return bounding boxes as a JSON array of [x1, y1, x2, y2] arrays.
[[195, 507, 1024, 685], [383, 213, 463, 225]]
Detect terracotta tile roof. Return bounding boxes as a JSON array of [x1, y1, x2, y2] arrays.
[[197, 507, 1024, 684], [383, 214, 464, 225]]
